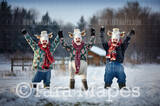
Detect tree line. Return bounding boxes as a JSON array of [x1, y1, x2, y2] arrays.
[[0, 1, 160, 63], [89, 1, 160, 63]]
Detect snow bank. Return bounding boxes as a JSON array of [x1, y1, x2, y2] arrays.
[[0, 64, 160, 106]]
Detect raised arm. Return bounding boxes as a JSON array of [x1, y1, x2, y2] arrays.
[[50, 35, 60, 53], [58, 31, 72, 52], [122, 29, 135, 52], [22, 29, 38, 51], [100, 26, 108, 51], [85, 28, 95, 51]]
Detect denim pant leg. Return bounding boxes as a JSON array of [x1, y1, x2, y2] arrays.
[[104, 63, 115, 84], [43, 70, 51, 86], [32, 71, 42, 83], [116, 64, 126, 84]]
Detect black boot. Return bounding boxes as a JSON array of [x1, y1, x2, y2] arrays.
[[70, 79, 75, 89], [119, 83, 126, 89], [44, 84, 50, 89], [30, 84, 37, 88], [82, 79, 88, 90], [104, 83, 111, 89]]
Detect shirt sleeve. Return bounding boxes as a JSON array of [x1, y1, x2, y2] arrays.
[[50, 35, 60, 53], [100, 33, 108, 51], [60, 38, 72, 52], [122, 36, 131, 52], [24, 33, 38, 51], [85, 36, 95, 51]]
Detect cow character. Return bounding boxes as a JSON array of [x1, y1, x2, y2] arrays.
[[58, 28, 95, 90], [100, 26, 135, 89], [22, 29, 59, 88]]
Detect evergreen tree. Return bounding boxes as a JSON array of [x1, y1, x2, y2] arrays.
[[0, 0, 12, 53], [77, 16, 86, 31], [41, 12, 51, 25]]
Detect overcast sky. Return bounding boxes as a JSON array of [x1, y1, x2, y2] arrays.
[[5, 0, 160, 25]]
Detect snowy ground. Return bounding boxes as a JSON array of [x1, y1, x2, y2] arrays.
[[0, 63, 160, 106]]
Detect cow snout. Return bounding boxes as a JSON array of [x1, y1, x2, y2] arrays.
[[112, 39, 118, 44], [75, 37, 81, 43], [42, 40, 47, 43], [43, 43, 47, 45], [42, 40, 47, 45]]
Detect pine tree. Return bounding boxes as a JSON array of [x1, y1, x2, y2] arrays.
[[77, 16, 86, 31], [0, 0, 12, 53], [41, 12, 51, 25]]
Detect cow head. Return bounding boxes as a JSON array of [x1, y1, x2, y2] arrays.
[[68, 29, 86, 45], [107, 28, 125, 46], [34, 31, 53, 48]]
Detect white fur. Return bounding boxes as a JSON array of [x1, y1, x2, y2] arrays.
[[108, 28, 125, 45], [69, 60, 88, 79], [69, 29, 86, 45], [112, 30, 120, 43], [73, 29, 82, 45], [40, 31, 49, 44]]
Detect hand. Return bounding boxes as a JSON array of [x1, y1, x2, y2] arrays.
[[58, 30, 63, 38], [91, 28, 95, 36], [100, 26, 105, 33], [128, 29, 135, 37], [22, 29, 27, 35]]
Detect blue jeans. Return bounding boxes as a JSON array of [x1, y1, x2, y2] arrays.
[[32, 70, 51, 86], [104, 61, 126, 84]]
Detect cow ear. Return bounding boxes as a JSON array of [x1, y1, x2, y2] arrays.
[[48, 32, 53, 38], [120, 31, 125, 37], [107, 31, 112, 36], [81, 30, 86, 36], [68, 32, 74, 38], [34, 35, 41, 39]]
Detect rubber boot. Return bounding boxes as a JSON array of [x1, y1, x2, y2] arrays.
[[119, 83, 126, 89], [82, 79, 88, 90], [30, 84, 37, 88], [44, 84, 50, 89], [70, 79, 75, 89], [104, 83, 111, 89]]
